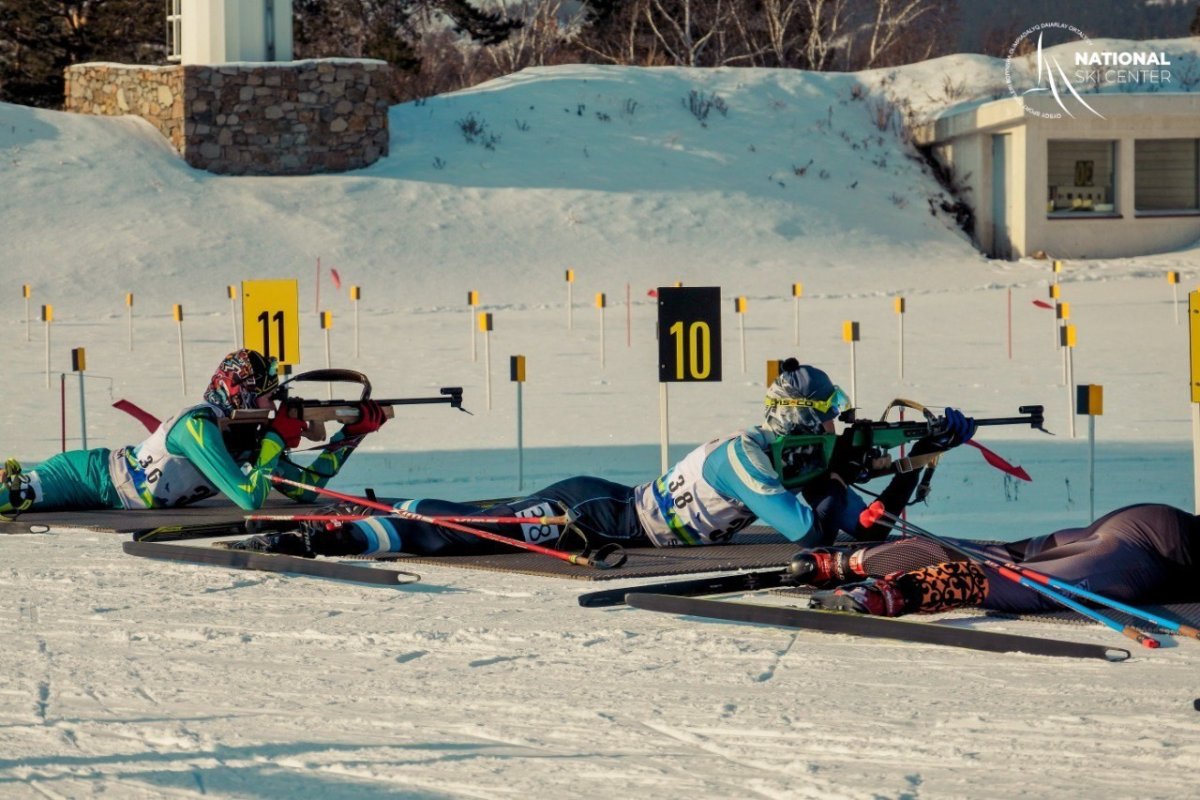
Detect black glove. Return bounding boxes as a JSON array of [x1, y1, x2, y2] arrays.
[[828, 437, 871, 484], [329, 501, 373, 517], [932, 408, 976, 449]]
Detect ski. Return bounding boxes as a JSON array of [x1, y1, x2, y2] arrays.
[[625, 593, 1131, 661], [122, 540, 420, 585], [578, 568, 792, 608], [132, 520, 295, 542]]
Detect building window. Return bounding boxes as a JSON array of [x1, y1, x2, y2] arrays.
[[1135, 139, 1200, 214], [166, 0, 182, 63], [1047, 140, 1117, 216]]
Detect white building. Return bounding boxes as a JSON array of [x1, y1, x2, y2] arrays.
[[167, 0, 293, 64], [914, 94, 1200, 259]]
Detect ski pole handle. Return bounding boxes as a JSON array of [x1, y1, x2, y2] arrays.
[[565, 542, 627, 570]]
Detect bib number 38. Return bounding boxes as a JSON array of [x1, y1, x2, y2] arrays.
[[517, 503, 561, 544]]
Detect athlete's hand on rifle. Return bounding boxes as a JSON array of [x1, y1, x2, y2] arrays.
[[932, 407, 976, 450], [828, 437, 871, 484], [269, 413, 308, 449], [342, 400, 388, 437]]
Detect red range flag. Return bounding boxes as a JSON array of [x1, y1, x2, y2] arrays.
[[330, 268, 342, 290], [112, 399, 162, 433], [1032, 299, 1053, 309], [967, 440, 1032, 482]]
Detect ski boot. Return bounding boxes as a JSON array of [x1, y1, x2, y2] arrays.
[[2, 458, 21, 490], [217, 531, 316, 558], [809, 578, 908, 617], [787, 547, 855, 587], [1, 458, 35, 518]]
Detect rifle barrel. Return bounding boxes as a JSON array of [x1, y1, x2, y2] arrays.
[[363, 396, 458, 406], [973, 414, 1043, 428]]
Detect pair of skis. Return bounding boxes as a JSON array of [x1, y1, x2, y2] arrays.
[[579, 570, 1132, 661]]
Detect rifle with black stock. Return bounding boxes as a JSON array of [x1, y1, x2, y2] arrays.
[[218, 368, 466, 429], [771, 404, 1046, 489]]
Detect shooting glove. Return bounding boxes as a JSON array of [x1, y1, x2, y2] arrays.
[[342, 400, 387, 436], [828, 436, 870, 484], [269, 413, 307, 449], [932, 407, 976, 449]]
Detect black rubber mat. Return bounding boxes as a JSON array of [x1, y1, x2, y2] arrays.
[[980, 602, 1200, 633], [771, 586, 1200, 635]]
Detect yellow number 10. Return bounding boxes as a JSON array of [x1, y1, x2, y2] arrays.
[[669, 320, 711, 380]]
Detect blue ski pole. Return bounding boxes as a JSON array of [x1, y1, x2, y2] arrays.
[[876, 510, 1162, 649], [887, 513, 1197, 641]]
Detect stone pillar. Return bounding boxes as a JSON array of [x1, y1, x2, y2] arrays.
[[64, 59, 391, 176]]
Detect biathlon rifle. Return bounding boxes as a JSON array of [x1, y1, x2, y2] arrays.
[[771, 404, 1045, 489], [219, 368, 466, 429]]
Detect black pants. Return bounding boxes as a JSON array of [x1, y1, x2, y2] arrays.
[[336, 475, 646, 557], [856, 504, 1199, 613]]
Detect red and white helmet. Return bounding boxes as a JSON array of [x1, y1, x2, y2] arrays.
[[204, 349, 280, 414]]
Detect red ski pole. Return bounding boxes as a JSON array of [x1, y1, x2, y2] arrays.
[[269, 476, 624, 569], [248, 512, 574, 526]]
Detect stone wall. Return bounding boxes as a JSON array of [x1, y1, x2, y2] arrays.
[[64, 59, 391, 176], [64, 64, 187, 151]]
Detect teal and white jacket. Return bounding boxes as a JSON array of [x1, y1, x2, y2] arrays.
[[633, 427, 825, 547]]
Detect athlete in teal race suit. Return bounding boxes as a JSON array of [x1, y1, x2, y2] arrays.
[[228, 359, 973, 558], [0, 349, 386, 515]]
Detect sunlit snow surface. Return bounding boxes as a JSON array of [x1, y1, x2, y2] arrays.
[[1, 41, 1199, 797]]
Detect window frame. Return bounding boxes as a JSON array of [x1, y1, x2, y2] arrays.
[[1046, 139, 1120, 220], [166, 0, 182, 63]]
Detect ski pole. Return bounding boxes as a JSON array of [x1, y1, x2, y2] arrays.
[[883, 511, 1197, 642], [269, 476, 624, 569], [247, 512, 575, 527], [248, 514, 381, 524], [877, 510, 1160, 648]]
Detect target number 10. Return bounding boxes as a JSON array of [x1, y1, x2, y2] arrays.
[[669, 320, 712, 380], [657, 287, 722, 383]]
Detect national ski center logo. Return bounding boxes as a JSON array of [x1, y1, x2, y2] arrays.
[[1005, 22, 1173, 120]]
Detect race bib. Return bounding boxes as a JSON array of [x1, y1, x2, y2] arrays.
[[515, 502, 562, 545]]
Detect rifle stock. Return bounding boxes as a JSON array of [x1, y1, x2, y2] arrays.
[[771, 404, 1044, 489]]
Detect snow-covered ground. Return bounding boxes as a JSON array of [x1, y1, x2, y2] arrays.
[[2, 39, 1200, 798]]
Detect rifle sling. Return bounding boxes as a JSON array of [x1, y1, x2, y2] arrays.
[[867, 451, 940, 478]]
